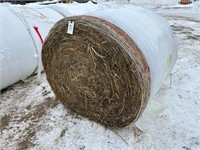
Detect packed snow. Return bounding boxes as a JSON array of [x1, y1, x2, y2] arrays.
[[0, 0, 200, 150]]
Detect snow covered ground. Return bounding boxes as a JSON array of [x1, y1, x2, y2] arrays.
[[1, 0, 200, 150]]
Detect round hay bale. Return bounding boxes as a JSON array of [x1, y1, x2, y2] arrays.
[[42, 6, 177, 128]]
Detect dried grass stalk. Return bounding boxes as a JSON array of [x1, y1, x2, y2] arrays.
[[42, 16, 151, 128]]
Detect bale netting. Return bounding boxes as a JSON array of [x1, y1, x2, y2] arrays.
[[42, 6, 177, 128]]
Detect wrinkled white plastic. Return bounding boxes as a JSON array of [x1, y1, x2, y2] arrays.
[[0, 7, 37, 90], [8, 6, 63, 81], [0, 5, 63, 90], [48, 1, 101, 17], [88, 6, 177, 96], [9, 6, 63, 57]]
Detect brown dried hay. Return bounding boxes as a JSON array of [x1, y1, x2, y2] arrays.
[[59, 0, 73, 3], [42, 16, 151, 128]]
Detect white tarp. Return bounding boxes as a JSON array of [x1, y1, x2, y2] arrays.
[[0, 7, 37, 90], [9, 6, 63, 58], [48, 1, 101, 17]]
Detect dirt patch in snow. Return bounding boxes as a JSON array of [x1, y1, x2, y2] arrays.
[[1, 114, 12, 131], [171, 25, 194, 32]]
